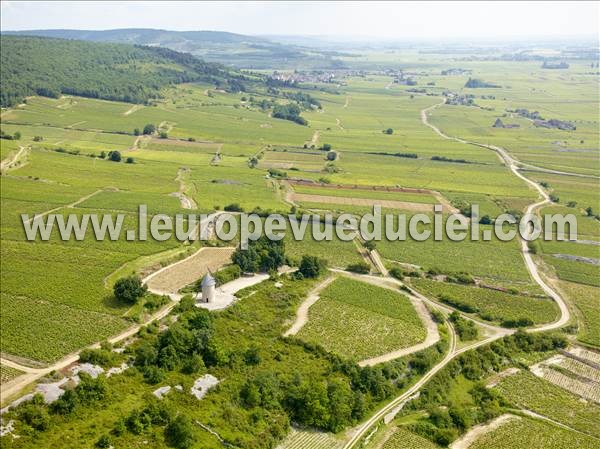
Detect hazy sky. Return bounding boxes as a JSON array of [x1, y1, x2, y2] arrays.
[[1, 1, 598, 40]]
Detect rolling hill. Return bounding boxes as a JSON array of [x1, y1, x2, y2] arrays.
[[0, 35, 247, 107], [3, 28, 346, 69]]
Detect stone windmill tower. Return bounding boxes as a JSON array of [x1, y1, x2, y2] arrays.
[[201, 271, 216, 303]]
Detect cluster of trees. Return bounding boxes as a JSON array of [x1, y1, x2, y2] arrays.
[[0, 130, 21, 140], [98, 150, 134, 163], [369, 151, 419, 159], [449, 311, 478, 341], [272, 103, 307, 125], [283, 91, 321, 109], [464, 78, 500, 88], [296, 255, 327, 279], [0, 36, 243, 107], [431, 155, 469, 164], [232, 237, 286, 273], [236, 336, 447, 434], [134, 124, 156, 136], [405, 331, 567, 446]]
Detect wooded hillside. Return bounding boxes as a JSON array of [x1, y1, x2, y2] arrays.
[[0, 35, 242, 107]]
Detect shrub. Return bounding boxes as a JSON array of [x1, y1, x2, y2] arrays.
[[224, 203, 243, 212], [95, 435, 112, 448], [439, 294, 479, 313], [213, 264, 242, 285], [346, 262, 370, 274], [142, 366, 165, 384], [501, 317, 534, 328], [165, 415, 196, 449], [79, 348, 116, 368], [389, 267, 404, 280], [126, 156, 134, 164], [181, 354, 205, 374]]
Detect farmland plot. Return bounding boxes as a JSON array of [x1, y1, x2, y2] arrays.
[[377, 225, 531, 283], [379, 427, 441, 449], [0, 364, 24, 384], [410, 278, 559, 325], [468, 415, 599, 449], [558, 281, 600, 346], [494, 370, 600, 438], [276, 428, 344, 449], [297, 277, 426, 361], [145, 247, 235, 294]]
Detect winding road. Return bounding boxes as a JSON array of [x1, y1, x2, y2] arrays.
[[420, 100, 571, 332], [342, 99, 574, 448]]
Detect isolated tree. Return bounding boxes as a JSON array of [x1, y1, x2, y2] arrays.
[[159, 131, 168, 139], [585, 206, 594, 217], [143, 123, 156, 135], [383, 128, 394, 135], [113, 276, 147, 304], [326, 151, 337, 161], [108, 150, 122, 162], [321, 143, 332, 151], [13, 131, 21, 140], [133, 128, 140, 136], [126, 157, 134, 164]]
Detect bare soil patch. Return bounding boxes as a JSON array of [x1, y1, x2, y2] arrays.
[[145, 247, 235, 294], [291, 192, 437, 212]]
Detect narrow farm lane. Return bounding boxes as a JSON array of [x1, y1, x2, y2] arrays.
[[283, 276, 336, 337], [420, 100, 571, 333]]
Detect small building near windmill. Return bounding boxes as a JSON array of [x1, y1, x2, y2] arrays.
[[199, 273, 216, 303]]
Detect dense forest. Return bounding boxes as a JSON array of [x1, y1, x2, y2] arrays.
[[0, 36, 246, 107]]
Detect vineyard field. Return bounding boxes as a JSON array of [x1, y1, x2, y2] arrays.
[[297, 277, 426, 360]]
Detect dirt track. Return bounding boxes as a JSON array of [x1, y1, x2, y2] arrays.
[[449, 414, 519, 449], [283, 276, 336, 337]]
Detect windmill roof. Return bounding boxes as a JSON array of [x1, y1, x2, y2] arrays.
[[201, 273, 216, 287]]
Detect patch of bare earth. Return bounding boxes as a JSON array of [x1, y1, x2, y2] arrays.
[[291, 192, 439, 212], [145, 247, 235, 294], [449, 414, 519, 449]]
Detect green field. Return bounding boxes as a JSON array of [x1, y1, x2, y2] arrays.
[[494, 370, 600, 438], [469, 416, 599, 449], [410, 278, 559, 325], [559, 281, 600, 346], [380, 427, 441, 449], [297, 277, 426, 360], [0, 364, 24, 383], [377, 224, 531, 283]]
